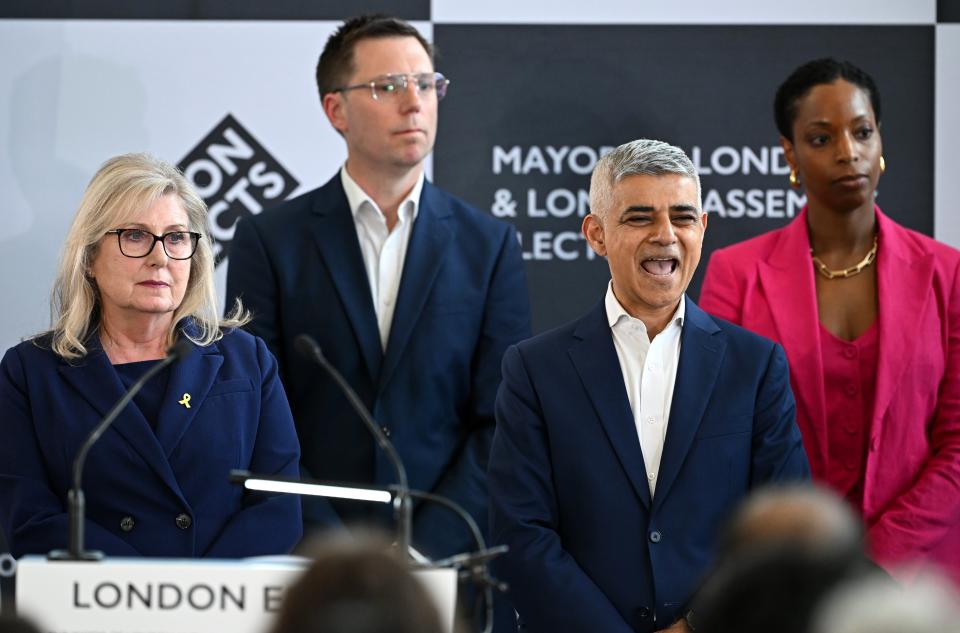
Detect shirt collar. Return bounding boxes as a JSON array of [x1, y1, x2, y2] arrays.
[[340, 164, 424, 224], [604, 281, 685, 331]]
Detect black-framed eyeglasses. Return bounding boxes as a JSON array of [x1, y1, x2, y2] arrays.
[[333, 72, 450, 102], [105, 229, 202, 260]]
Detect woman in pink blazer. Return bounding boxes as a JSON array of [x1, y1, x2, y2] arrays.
[[700, 58, 960, 583]]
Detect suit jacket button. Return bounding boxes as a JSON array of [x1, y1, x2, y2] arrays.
[[649, 530, 662, 543], [175, 513, 192, 530], [637, 607, 652, 620], [119, 516, 135, 532]]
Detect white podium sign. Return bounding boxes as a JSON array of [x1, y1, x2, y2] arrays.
[[16, 555, 457, 633]]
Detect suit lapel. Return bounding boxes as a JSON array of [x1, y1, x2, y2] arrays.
[[873, 210, 935, 428], [757, 212, 828, 472], [57, 336, 182, 494], [154, 336, 224, 459], [652, 299, 725, 510], [379, 183, 452, 392], [309, 178, 383, 383], [568, 301, 652, 509]]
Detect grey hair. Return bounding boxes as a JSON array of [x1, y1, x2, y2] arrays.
[[46, 153, 249, 359], [718, 484, 863, 562], [812, 573, 960, 633], [589, 138, 702, 220]]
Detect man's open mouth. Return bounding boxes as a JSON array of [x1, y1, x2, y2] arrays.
[[640, 257, 679, 276]]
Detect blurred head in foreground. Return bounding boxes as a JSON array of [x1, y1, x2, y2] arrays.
[[812, 572, 960, 633], [271, 535, 445, 633], [693, 485, 881, 633], [694, 544, 879, 633], [718, 484, 864, 560]]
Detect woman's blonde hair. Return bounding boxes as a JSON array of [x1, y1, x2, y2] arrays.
[[48, 152, 248, 359]]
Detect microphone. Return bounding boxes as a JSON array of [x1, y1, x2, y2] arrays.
[[293, 334, 412, 559], [292, 335, 508, 632], [48, 338, 193, 561]]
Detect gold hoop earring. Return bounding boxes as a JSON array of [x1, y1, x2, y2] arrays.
[[879, 156, 886, 174], [789, 169, 801, 189]]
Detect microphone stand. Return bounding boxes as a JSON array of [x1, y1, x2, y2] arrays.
[[289, 334, 506, 633], [48, 339, 192, 561], [293, 335, 412, 560], [406, 489, 505, 633]]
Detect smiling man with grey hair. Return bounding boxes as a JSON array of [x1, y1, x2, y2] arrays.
[[585, 139, 706, 340], [489, 138, 809, 633]]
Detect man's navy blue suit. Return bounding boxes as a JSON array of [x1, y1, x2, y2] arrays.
[[489, 296, 810, 632], [227, 174, 531, 557]]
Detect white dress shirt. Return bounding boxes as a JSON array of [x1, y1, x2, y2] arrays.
[[605, 282, 685, 497], [340, 165, 424, 350]]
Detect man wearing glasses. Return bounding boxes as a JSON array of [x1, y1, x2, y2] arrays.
[[226, 15, 531, 560]]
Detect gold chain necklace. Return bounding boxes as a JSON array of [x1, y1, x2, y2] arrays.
[[810, 235, 878, 280]]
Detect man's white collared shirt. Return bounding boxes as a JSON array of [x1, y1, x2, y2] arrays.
[[340, 165, 424, 350], [605, 282, 685, 497]]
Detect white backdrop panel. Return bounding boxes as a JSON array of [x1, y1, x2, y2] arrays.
[[0, 19, 431, 352], [432, 0, 936, 25], [936, 23, 960, 249]]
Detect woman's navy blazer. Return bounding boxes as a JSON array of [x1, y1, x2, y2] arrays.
[[0, 324, 302, 558]]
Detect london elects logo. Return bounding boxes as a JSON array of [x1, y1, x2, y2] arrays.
[[179, 114, 299, 266]]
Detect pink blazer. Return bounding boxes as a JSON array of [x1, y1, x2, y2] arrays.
[[700, 207, 960, 581]]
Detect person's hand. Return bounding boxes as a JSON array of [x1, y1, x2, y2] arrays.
[[654, 619, 690, 633]]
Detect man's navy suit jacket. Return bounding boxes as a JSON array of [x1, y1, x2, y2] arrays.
[[227, 175, 531, 556], [489, 296, 810, 632]]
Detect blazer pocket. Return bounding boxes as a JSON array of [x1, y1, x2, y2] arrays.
[[206, 378, 255, 397], [695, 415, 752, 439], [422, 301, 468, 315], [696, 428, 751, 440]]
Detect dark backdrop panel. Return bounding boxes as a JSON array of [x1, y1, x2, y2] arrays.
[[0, 0, 430, 20], [940, 0, 960, 22], [434, 25, 934, 333]]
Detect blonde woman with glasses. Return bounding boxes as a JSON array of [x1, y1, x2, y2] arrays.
[[0, 153, 302, 558]]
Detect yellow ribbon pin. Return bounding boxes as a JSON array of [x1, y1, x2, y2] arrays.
[[178, 393, 192, 409]]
